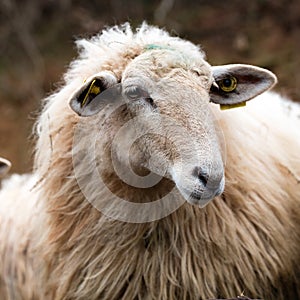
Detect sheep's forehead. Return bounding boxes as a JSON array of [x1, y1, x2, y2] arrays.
[[125, 49, 212, 83]]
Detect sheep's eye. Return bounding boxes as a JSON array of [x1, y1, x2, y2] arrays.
[[125, 86, 147, 100], [218, 76, 237, 92]]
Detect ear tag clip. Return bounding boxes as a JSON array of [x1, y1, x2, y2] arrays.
[[220, 101, 246, 110], [81, 79, 101, 107]]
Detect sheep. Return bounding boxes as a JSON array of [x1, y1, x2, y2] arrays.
[[0, 23, 300, 300], [0, 158, 11, 191], [0, 158, 11, 178]]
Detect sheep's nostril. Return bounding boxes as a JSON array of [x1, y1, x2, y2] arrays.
[[198, 172, 209, 187], [192, 166, 209, 187]]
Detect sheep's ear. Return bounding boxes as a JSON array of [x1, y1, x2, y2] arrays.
[[210, 64, 277, 108], [0, 158, 11, 177], [69, 72, 119, 117]]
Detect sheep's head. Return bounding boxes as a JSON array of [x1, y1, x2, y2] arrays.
[[0, 158, 11, 178], [69, 46, 276, 222]]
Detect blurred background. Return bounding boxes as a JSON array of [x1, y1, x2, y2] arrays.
[[0, 0, 299, 173]]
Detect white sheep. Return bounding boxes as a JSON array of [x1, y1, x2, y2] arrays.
[[0, 158, 11, 178], [0, 23, 299, 300]]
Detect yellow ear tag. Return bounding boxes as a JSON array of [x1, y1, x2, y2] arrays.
[[220, 101, 246, 110], [81, 79, 101, 107]]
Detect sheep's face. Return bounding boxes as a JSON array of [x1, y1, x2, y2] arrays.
[[69, 47, 277, 218], [119, 50, 225, 205]]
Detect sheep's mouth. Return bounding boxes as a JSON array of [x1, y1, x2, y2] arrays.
[[177, 177, 225, 207], [189, 190, 205, 201], [188, 186, 224, 204]]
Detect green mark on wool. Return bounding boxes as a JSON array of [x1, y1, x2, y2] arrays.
[[144, 44, 174, 51], [144, 44, 190, 67]]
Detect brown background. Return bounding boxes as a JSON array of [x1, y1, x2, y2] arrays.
[[0, 0, 299, 173]]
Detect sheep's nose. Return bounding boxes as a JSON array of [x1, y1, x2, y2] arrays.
[[192, 166, 209, 187], [170, 163, 225, 206], [191, 166, 225, 199]]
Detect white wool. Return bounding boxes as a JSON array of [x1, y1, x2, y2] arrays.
[[0, 23, 299, 300]]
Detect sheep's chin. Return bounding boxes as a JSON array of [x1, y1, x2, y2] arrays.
[[175, 176, 225, 208]]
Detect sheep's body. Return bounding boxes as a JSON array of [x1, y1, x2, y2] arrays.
[[0, 24, 300, 300], [0, 174, 44, 299]]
